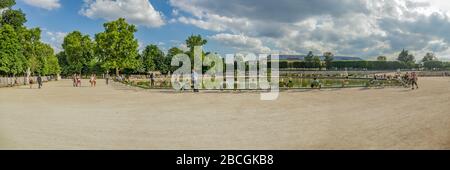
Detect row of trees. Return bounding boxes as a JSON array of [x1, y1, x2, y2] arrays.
[[420, 53, 450, 70], [58, 18, 209, 76], [279, 60, 414, 70], [279, 60, 450, 70], [283, 49, 448, 70], [0, 0, 60, 76]]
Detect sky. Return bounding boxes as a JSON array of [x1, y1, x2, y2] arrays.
[[11, 0, 450, 60]]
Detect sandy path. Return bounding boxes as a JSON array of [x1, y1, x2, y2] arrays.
[[0, 78, 449, 149]]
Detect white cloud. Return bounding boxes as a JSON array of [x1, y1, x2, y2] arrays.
[[169, 0, 450, 59], [171, 9, 179, 16], [412, 0, 450, 13], [80, 0, 165, 28], [179, 43, 189, 52], [41, 30, 67, 53], [209, 33, 271, 53], [22, 0, 61, 10], [138, 41, 145, 52]]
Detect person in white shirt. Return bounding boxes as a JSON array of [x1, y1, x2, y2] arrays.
[[191, 69, 199, 92]]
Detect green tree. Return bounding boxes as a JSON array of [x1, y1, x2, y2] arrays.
[[304, 51, 314, 68], [95, 18, 139, 75], [142, 45, 172, 74], [377, 56, 387, 61], [312, 56, 322, 70], [166, 47, 184, 73], [305, 51, 314, 62], [423, 60, 443, 70], [46, 51, 60, 75], [62, 31, 94, 74], [0, 0, 15, 9], [33, 42, 59, 76], [1, 9, 26, 29], [186, 34, 207, 64], [0, 0, 59, 77], [0, 24, 26, 76], [397, 49, 415, 63], [323, 52, 334, 69], [422, 52, 437, 63], [34, 42, 54, 75], [167, 47, 184, 58], [141, 44, 162, 72], [56, 52, 70, 75], [19, 27, 42, 75], [186, 34, 207, 51]]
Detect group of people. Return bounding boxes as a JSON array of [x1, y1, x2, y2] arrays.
[[400, 72, 419, 90], [171, 69, 199, 92], [72, 74, 82, 87], [373, 74, 392, 80], [29, 76, 43, 89], [72, 74, 97, 87], [371, 72, 419, 90]]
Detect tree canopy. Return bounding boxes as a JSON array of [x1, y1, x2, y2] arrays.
[[323, 52, 334, 69], [1, 9, 26, 29], [62, 31, 94, 74], [0, 24, 26, 75], [312, 56, 322, 70], [397, 49, 415, 64], [0, 0, 15, 9], [95, 18, 139, 75], [186, 34, 207, 51], [305, 51, 314, 63], [377, 56, 387, 61], [142, 44, 163, 72], [422, 53, 437, 63], [0, 1, 60, 77]]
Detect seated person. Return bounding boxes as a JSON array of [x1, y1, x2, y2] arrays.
[[287, 78, 294, 88], [311, 78, 322, 89]]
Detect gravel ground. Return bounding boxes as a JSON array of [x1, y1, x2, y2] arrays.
[[0, 78, 449, 149]]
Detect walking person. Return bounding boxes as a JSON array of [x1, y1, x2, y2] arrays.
[[149, 73, 155, 88], [93, 74, 97, 87], [411, 72, 419, 90], [73, 74, 77, 87], [105, 74, 110, 85], [89, 74, 94, 87], [191, 69, 199, 92], [29, 77, 34, 89], [77, 74, 81, 87], [37, 75, 43, 89]]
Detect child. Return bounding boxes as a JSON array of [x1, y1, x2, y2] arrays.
[[77, 75, 81, 87], [29, 77, 34, 89]]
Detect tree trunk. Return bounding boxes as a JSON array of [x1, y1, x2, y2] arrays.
[[115, 68, 120, 76]]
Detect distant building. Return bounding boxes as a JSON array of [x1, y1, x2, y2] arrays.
[[278, 55, 364, 61]]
